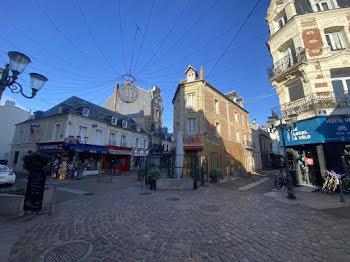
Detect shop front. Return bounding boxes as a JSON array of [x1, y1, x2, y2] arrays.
[[280, 116, 350, 186], [102, 146, 132, 174], [131, 149, 149, 169]]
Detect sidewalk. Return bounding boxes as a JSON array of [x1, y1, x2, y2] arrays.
[[264, 186, 350, 219]]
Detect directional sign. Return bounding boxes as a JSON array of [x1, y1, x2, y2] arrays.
[[305, 157, 314, 166]]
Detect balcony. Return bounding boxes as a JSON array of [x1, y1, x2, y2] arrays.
[[183, 136, 203, 151], [243, 140, 254, 149], [272, 91, 350, 118], [267, 47, 306, 80]]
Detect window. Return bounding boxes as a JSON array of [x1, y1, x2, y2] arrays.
[[214, 99, 219, 114], [122, 120, 128, 128], [94, 129, 103, 145], [235, 111, 238, 124], [121, 135, 127, 147], [241, 115, 246, 128], [243, 133, 247, 145], [13, 151, 19, 165], [211, 153, 219, 169], [58, 106, 63, 113], [288, 79, 305, 102], [109, 132, 116, 146], [54, 123, 61, 140], [144, 140, 147, 149], [156, 110, 159, 118], [136, 126, 141, 132], [215, 122, 220, 136], [18, 129, 24, 143], [78, 126, 88, 141], [135, 138, 139, 148], [277, 12, 287, 30], [187, 118, 196, 135], [187, 93, 195, 109], [236, 129, 240, 143], [325, 32, 345, 51], [281, 44, 297, 70], [331, 68, 350, 101], [111, 116, 118, 125], [167, 145, 169, 151], [82, 108, 89, 117], [310, 0, 336, 12]]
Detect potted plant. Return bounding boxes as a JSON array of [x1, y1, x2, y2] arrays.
[[209, 168, 222, 184], [149, 170, 161, 190], [138, 168, 145, 181]]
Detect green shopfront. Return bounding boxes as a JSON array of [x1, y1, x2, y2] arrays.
[[280, 116, 350, 186]]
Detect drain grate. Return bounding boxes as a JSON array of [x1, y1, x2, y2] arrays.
[[44, 241, 93, 262], [199, 204, 219, 213], [139, 192, 152, 195], [166, 197, 180, 201]]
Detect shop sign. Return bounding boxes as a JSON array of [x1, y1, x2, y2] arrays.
[[305, 157, 314, 166], [318, 110, 327, 116], [109, 149, 132, 155], [68, 144, 108, 154], [280, 117, 350, 147], [37, 143, 63, 151], [92, 124, 98, 128]]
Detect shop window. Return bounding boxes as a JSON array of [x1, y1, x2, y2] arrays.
[[288, 79, 305, 102], [187, 118, 196, 135]]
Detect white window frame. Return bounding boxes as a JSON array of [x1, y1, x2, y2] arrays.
[[277, 12, 287, 30], [76, 123, 89, 142], [82, 108, 89, 117], [93, 129, 104, 145], [109, 131, 117, 145], [111, 116, 118, 125], [310, 0, 337, 12], [215, 122, 220, 136], [136, 126, 141, 132], [187, 93, 195, 109], [187, 118, 197, 135], [122, 120, 128, 128], [53, 121, 62, 141], [325, 32, 346, 51], [214, 99, 219, 115]]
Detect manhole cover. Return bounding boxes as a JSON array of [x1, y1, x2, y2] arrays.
[[199, 205, 219, 213], [44, 241, 93, 262], [166, 197, 180, 201], [139, 192, 152, 195]]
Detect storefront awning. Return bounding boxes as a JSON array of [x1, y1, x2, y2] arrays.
[[132, 149, 149, 157], [67, 144, 108, 154], [106, 146, 132, 155]]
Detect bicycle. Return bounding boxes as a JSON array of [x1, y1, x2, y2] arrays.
[[275, 170, 287, 190]]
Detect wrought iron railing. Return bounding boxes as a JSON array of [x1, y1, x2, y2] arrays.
[[243, 140, 254, 148], [183, 136, 202, 144], [272, 91, 350, 118], [267, 47, 306, 79]]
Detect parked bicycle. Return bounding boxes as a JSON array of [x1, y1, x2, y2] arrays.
[[275, 170, 287, 190], [323, 170, 350, 194]]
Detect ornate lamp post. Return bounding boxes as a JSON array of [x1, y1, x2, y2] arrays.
[[0, 51, 47, 101], [268, 113, 298, 199]]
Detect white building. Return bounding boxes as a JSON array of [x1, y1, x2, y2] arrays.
[[9, 96, 149, 174], [0, 100, 30, 165]]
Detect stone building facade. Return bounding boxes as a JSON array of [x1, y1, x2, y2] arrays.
[[266, 0, 350, 184], [172, 65, 253, 175]]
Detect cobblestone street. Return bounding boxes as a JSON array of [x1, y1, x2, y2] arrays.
[[5, 175, 350, 262]]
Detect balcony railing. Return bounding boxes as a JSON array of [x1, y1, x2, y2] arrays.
[[183, 136, 202, 144], [243, 140, 254, 148], [120, 142, 127, 147], [267, 47, 306, 79], [272, 91, 350, 118], [108, 139, 117, 146]]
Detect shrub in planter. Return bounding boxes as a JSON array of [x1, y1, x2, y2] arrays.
[[149, 170, 161, 190], [22, 153, 53, 172], [209, 168, 222, 184]]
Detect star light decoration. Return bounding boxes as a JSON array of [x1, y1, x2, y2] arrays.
[[117, 74, 139, 103]]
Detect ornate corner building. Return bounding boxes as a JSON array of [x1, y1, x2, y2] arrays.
[[266, 0, 350, 184], [172, 65, 254, 176]]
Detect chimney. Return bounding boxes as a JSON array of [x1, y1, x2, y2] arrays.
[[113, 83, 118, 111], [200, 65, 204, 79]]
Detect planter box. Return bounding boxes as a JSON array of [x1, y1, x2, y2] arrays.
[[0, 187, 55, 217], [156, 178, 194, 190]]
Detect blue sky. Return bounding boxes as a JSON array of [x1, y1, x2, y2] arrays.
[[0, 0, 276, 131]]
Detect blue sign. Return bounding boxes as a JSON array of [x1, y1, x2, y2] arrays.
[[92, 124, 98, 128], [280, 117, 350, 147], [318, 110, 327, 116], [67, 144, 108, 154]]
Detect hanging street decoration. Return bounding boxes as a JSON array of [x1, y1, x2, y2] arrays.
[[117, 74, 139, 103]]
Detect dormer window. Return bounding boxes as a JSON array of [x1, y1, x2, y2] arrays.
[[82, 108, 89, 117], [136, 125, 141, 132], [122, 120, 128, 128], [111, 116, 118, 125], [276, 11, 287, 30], [310, 0, 337, 12], [58, 106, 63, 113]]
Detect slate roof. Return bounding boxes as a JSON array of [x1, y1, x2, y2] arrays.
[[21, 96, 148, 134]]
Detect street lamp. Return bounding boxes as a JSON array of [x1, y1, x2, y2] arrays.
[[0, 51, 47, 101], [268, 113, 298, 199]]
